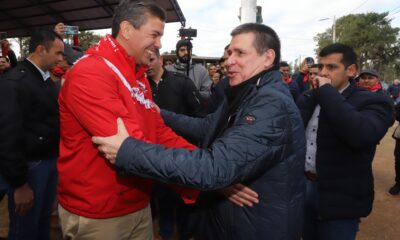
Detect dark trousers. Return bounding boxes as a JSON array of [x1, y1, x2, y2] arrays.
[[151, 184, 195, 240], [303, 179, 359, 240], [7, 158, 58, 240], [394, 140, 400, 183]]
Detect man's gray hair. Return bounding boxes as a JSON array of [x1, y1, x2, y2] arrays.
[[231, 23, 281, 69], [112, 0, 166, 38]]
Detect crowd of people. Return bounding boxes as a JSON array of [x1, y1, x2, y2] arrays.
[[0, 0, 399, 240]]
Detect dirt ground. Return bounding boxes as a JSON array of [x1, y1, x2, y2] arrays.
[[0, 128, 399, 239]]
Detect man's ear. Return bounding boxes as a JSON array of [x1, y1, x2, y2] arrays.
[[346, 64, 357, 78], [119, 21, 133, 40], [264, 49, 275, 68], [36, 45, 46, 56]]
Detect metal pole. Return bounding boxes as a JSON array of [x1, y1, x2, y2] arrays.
[[333, 16, 336, 43]]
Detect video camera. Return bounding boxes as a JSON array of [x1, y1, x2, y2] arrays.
[[179, 28, 197, 38]]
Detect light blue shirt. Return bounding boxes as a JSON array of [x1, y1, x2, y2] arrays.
[[305, 82, 350, 174]]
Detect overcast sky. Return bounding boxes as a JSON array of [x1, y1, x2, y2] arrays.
[[11, 0, 400, 65], [159, 0, 400, 64]]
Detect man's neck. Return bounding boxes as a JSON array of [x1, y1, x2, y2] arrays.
[[28, 54, 46, 72], [150, 68, 164, 84]]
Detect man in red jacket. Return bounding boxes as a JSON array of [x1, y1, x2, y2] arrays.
[[57, 1, 199, 239]]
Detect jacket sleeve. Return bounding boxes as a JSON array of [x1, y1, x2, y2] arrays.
[[0, 76, 28, 188], [61, 58, 147, 140], [116, 92, 290, 190], [197, 66, 212, 100], [161, 109, 216, 142], [183, 76, 201, 115], [316, 84, 394, 148]]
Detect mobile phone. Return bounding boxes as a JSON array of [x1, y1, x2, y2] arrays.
[[64, 25, 79, 35], [305, 57, 314, 66]]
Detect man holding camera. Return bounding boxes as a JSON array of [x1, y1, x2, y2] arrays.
[[297, 43, 393, 240], [166, 39, 212, 102]]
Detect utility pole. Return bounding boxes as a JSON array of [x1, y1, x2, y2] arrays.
[[240, 0, 257, 23]]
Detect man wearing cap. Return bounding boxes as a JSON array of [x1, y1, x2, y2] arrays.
[[357, 69, 385, 94], [166, 39, 212, 101]]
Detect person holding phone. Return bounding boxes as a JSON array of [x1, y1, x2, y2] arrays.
[[292, 57, 314, 94]]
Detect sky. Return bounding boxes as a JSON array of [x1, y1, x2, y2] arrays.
[[159, 0, 400, 64], [9, 0, 400, 65]]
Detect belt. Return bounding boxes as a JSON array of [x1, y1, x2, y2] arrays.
[[305, 171, 318, 181]]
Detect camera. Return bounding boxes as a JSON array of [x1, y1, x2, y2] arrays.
[[179, 28, 197, 38], [64, 25, 79, 35]]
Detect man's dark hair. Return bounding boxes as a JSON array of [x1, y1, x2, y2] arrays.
[[310, 63, 320, 68], [280, 61, 289, 67], [231, 23, 281, 70], [319, 43, 357, 68], [29, 29, 62, 54], [112, 0, 166, 38]]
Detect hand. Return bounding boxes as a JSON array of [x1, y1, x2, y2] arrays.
[[300, 60, 309, 74], [312, 76, 331, 89], [218, 183, 259, 207], [14, 183, 34, 216], [92, 118, 129, 164], [54, 22, 66, 36]]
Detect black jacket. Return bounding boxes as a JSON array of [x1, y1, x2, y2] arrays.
[[296, 83, 394, 220], [115, 70, 306, 239], [0, 60, 59, 188], [148, 70, 201, 116]]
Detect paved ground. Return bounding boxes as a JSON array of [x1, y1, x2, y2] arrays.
[[1, 127, 399, 239]]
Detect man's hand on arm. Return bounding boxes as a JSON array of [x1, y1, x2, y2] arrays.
[[14, 183, 34, 216], [218, 183, 259, 207], [92, 118, 130, 164]]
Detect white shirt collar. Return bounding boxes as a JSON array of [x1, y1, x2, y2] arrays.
[[27, 58, 51, 81]]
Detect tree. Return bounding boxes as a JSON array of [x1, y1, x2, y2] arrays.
[[77, 30, 101, 51], [17, 30, 102, 59], [314, 12, 400, 81]]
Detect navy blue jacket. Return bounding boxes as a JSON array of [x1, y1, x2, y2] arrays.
[[116, 70, 306, 239], [296, 83, 393, 220]]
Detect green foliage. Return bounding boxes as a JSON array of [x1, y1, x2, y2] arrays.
[[315, 12, 400, 81], [78, 30, 101, 51]]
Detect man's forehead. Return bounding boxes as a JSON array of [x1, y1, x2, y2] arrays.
[[319, 53, 343, 64]]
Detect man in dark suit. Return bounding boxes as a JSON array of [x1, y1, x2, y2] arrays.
[[0, 29, 64, 240], [297, 43, 393, 240]]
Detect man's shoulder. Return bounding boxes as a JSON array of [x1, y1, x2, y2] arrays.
[[2, 62, 33, 83]]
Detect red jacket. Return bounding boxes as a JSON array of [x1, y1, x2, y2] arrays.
[[58, 35, 197, 218]]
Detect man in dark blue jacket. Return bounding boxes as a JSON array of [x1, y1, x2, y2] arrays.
[[93, 23, 306, 240], [297, 43, 393, 240]]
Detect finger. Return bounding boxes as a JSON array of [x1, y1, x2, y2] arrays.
[[230, 195, 253, 207], [228, 196, 244, 207], [234, 184, 258, 197], [117, 118, 129, 137], [92, 136, 105, 145]]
